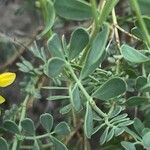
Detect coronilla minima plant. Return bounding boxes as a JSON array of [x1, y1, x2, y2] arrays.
[[0, 0, 150, 150]]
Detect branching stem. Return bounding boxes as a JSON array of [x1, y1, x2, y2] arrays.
[[66, 62, 107, 118]]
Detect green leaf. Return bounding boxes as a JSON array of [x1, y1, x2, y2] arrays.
[[30, 42, 47, 62], [84, 102, 93, 138], [135, 76, 150, 92], [22, 59, 34, 70], [47, 34, 65, 59], [142, 128, 150, 136], [51, 136, 68, 150], [111, 114, 128, 123], [133, 118, 144, 135], [0, 138, 8, 150], [16, 63, 30, 73], [68, 28, 89, 60], [126, 96, 148, 106], [59, 104, 72, 115], [106, 128, 115, 142], [118, 120, 134, 127], [40, 48, 47, 62], [54, 0, 92, 21], [135, 76, 147, 90], [138, 0, 150, 15], [42, 86, 68, 90], [131, 27, 143, 40], [92, 124, 104, 135], [92, 78, 126, 101], [121, 44, 150, 63], [47, 95, 70, 101], [140, 83, 150, 92], [21, 118, 35, 136], [121, 141, 136, 150], [33, 140, 40, 150], [148, 74, 150, 82], [46, 57, 65, 78], [131, 17, 150, 40], [40, 113, 53, 132], [81, 24, 109, 79], [54, 122, 70, 135], [3, 120, 20, 134], [93, 111, 102, 121], [109, 106, 122, 118], [70, 84, 81, 111], [115, 128, 125, 136], [37, 0, 55, 38], [100, 127, 109, 145], [143, 132, 150, 149]]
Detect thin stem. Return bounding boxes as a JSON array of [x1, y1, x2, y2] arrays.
[[69, 84, 77, 127], [84, 133, 91, 150], [12, 95, 30, 150], [112, 8, 122, 75], [98, 0, 118, 29], [142, 64, 147, 78], [142, 64, 150, 99], [71, 105, 77, 127], [42, 86, 68, 90], [108, 102, 115, 116], [90, 0, 99, 32], [130, 0, 150, 50], [98, 0, 105, 13], [115, 25, 142, 41], [112, 8, 120, 48], [24, 132, 52, 140], [19, 95, 30, 128]]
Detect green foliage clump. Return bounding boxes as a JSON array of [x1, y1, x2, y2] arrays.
[[0, 0, 150, 149]]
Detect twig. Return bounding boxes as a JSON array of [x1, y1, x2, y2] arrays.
[[112, 8, 121, 75], [112, 8, 120, 48], [115, 24, 142, 41]]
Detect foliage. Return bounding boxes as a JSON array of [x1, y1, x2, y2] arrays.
[[0, 0, 150, 149]]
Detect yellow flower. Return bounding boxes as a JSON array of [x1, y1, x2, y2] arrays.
[[0, 72, 16, 104]]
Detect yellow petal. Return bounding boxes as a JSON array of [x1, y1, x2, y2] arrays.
[[0, 72, 16, 87], [0, 96, 5, 104]]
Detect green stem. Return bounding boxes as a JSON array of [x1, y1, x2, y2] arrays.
[[23, 132, 53, 140], [112, 8, 120, 48], [142, 64, 150, 99], [108, 102, 115, 116], [19, 95, 30, 128], [66, 62, 107, 118], [12, 95, 30, 150], [39, 0, 52, 38], [69, 84, 77, 127], [90, 0, 99, 32], [130, 0, 150, 50], [98, 0, 118, 29]]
